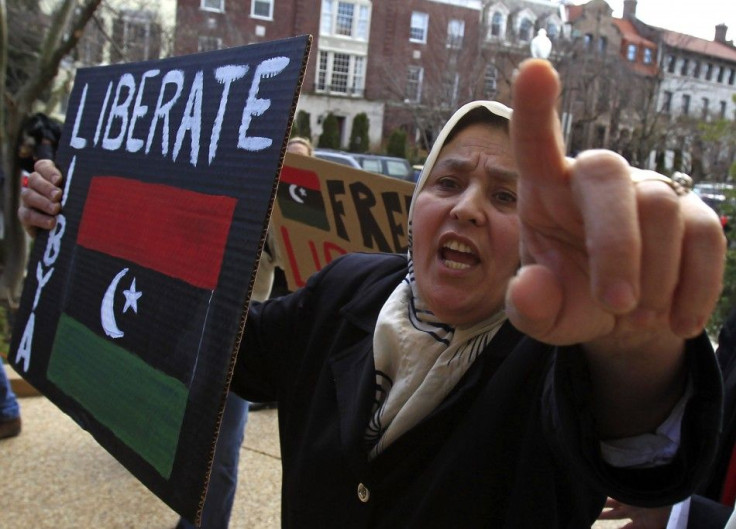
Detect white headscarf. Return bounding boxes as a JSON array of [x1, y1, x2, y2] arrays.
[[367, 101, 514, 458]]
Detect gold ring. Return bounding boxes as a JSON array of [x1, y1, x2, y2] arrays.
[[631, 171, 692, 196]]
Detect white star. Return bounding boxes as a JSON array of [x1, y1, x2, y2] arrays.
[[122, 278, 143, 314]]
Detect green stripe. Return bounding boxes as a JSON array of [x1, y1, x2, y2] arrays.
[[279, 201, 330, 231], [48, 314, 188, 479]]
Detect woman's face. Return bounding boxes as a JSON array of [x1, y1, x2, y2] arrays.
[[286, 141, 311, 156], [412, 123, 520, 327]]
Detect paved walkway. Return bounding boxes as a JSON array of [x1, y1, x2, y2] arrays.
[[1, 363, 625, 528]]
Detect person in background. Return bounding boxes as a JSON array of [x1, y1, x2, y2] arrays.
[[249, 135, 312, 411], [19, 60, 726, 527], [0, 354, 21, 440]]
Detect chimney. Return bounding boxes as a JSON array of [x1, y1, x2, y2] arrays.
[[623, 0, 637, 19], [715, 24, 728, 43]]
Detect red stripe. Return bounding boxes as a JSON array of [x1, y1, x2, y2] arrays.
[[280, 165, 320, 190], [77, 176, 236, 289]]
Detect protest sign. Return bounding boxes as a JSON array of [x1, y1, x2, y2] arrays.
[[9, 35, 311, 524], [273, 153, 415, 291]]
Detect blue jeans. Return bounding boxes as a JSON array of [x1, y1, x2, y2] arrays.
[[177, 392, 249, 529], [0, 360, 20, 420]]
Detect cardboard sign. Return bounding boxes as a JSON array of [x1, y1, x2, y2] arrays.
[[273, 153, 415, 291], [9, 35, 311, 524]]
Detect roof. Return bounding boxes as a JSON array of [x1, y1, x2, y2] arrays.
[[565, 4, 584, 23], [661, 30, 736, 62], [612, 18, 655, 48]]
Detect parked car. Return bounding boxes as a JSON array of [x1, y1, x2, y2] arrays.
[[313, 149, 362, 169], [350, 153, 413, 181], [313, 149, 413, 182]]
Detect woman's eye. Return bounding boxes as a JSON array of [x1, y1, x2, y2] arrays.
[[494, 190, 517, 204], [437, 177, 460, 189]]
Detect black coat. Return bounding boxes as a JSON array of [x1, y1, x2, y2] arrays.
[[685, 308, 736, 528], [232, 252, 722, 528]]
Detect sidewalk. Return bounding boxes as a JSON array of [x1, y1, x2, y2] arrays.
[[1, 362, 281, 529], [1, 363, 625, 528]]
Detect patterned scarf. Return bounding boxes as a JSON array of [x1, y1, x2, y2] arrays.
[[367, 101, 513, 459]]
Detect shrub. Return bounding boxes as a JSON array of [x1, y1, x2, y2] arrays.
[[318, 113, 340, 149], [349, 113, 370, 153], [386, 128, 407, 159]]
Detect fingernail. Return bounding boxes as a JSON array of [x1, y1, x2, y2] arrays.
[[602, 280, 637, 313]]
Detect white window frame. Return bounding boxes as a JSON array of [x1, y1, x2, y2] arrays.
[[198, 35, 223, 52], [251, 0, 274, 20], [446, 19, 465, 49], [518, 17, 533, 42], [316, 50, 366, 96], [321, 0, 371, 41], [406, 65, 424, 103], [410, 11, 429, 43], [489, 11, 506, 39], [201, 0, 224, 13]]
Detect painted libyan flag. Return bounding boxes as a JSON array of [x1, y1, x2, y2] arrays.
[[47, 176, 236, 480], [277, 165, 330, 231]]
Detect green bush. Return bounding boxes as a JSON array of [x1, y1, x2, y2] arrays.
[[708, 192, 736, 338], [318, 113, 340, 149], [292, 110, 311, 140], [386, 128, 407, 159], [349, 113, 370, 153]]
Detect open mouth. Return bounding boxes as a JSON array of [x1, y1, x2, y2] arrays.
[[440, 240, 479, 270]]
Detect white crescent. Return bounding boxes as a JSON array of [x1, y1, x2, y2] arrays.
[[288, 184, 305, 204], [101, 268, 129, 339]]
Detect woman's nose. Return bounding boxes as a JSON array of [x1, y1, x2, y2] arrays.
[[450, 186, 486, 225]]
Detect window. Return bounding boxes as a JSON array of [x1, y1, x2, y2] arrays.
[[321, 1, 370, 40], [717, 66, 725, 83], [198, 36, 222, 52], [202, 0, 224, 12], [251, 0, 273, 19], [662, 91, 673, 113], [316, 50, 366, 96], [406, 66, 423, 102], [702, 97, 710, 119], [680, 58, 689, 76], [627, 44, 637, 62], [546, 22, 558, 40], [112, 10, 161, 63], [77, 20, 105, 65], [706, 63, 714, 80], [721, 101, 728, 119], [447, 19, 465, 49], [484, 65, 497, 97], [410, 12, 428, 43], [682, 94, 691, 115], [643, 48, 653, 65], [491, 12, 505, 38], [583, 33, 593, 51], [443, 73, 459, 107], [730, 68, 736, 85], [666, 55, 676, 73], [693, 61, 701, 78], [518, 18, 532, 42], [598, 36, 607, 54]]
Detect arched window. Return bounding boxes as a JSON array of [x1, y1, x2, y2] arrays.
[[519, 18, 532, 41], [491, 12, 504, 37], [546, 22, 558, 40]]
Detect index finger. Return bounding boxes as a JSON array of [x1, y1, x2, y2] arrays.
[[510, 59, 567, 183]]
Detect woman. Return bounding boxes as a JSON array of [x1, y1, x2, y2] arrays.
[[20, 60, 725, 527]]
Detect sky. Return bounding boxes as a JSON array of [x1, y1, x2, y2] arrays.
[[589, 0, 736, 42]]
